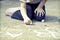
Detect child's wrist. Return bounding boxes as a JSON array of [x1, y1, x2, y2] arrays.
[[37, 6, 42, 9]]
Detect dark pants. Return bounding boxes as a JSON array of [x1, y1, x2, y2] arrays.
[[11, 3, 46, 21]]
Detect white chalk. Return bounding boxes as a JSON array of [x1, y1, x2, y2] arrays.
[[45, 27, 57, 38], [42, 19, 45, 22], [33, 30, 48, 37], [33, 30, 44, 34], [6, 32, 23, 38]]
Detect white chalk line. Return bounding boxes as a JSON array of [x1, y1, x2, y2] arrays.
[[6, 32, 23, 38], [45, 27, 60, 38], [5, 27, 60, 38], [45, 27, 60, 33], [33, 27, 60, 38], [45, 28, 56, 38], [33, 30, 50, 37]]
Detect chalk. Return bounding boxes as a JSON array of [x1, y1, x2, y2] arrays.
[[33, 30, 48, 37], [42, 19, 45, 22], [6, 32, 23, 38], [45, 27, 57, 38]]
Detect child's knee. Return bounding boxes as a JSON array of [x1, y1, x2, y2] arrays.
[[5, 8, 19, 16], [5, 8, 13, 14], [6, 7, 19, 14], [34, 13, 46, 21], [5, 9, 11, 16]]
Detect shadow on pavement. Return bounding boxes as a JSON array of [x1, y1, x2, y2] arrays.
[[45, 16, 59, 22]]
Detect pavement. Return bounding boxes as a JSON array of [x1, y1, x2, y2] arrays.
[[0, 0, 60, 40]]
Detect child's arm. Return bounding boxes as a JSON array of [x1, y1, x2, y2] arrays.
[[37, 0, 47, 8], [34, 0, 47, 16], [20, 2, 32, 25], [20, 2, 28, 19]]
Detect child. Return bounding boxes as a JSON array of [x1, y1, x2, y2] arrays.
[[6, 0, 47, 25]]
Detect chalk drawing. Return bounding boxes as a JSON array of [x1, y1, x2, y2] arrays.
[[33, 30, 49, 37], [33, 27, 60, 38], [6, 32, 23, 38]]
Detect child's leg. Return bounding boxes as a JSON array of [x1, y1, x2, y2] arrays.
[[5, 5, 33, 24], [6, 7, 20, 17], [5, 7, 24, 20]]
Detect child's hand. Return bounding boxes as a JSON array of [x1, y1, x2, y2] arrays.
[[34, 7, 45, 16], [24, 18, 32, 25]]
